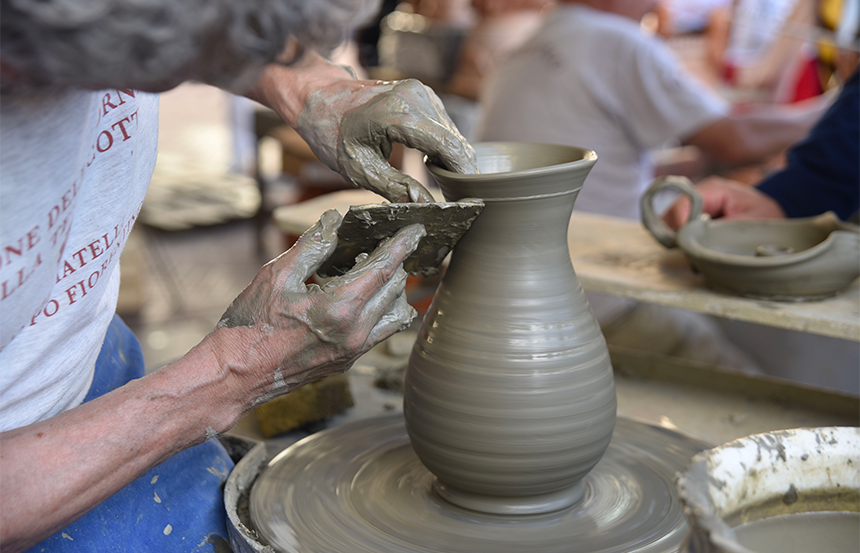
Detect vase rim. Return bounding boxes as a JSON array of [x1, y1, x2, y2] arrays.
[[427, 142, 598, 183]]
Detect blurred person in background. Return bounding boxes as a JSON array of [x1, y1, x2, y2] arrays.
[[662, 70, 858, 226], [447, 0, 554, 102], [474, 0, 845, 379], [660, 61, 858, 395], [475, 0, 834, 221]]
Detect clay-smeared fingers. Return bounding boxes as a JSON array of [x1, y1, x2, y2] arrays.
[[346, 143, 435, 203], [335, 80, 477, 202], [278, 210, 342, 291], [326, 223, 426, 294], [384, 80, 478, 175], [296, 72, 476, 203], [367, 288, 417, 344], [361, 264, 411, 321]]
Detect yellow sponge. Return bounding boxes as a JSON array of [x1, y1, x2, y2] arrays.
[[254, 373, 354, 437]]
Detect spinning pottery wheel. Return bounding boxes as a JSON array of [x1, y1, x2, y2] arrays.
[[231, 144, 710, 552], [249, 414, 706, 552]]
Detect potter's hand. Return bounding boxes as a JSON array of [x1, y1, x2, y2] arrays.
[[247, 52, 477, 202], [662, 176, 786, 230], [297, 76, 478, 203], [210, 210, 425, 409]]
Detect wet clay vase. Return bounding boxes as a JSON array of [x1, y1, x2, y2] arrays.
[[404, 142, 617, 516], [642, 176, 860, 301]]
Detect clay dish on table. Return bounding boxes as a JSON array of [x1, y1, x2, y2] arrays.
[[641, 176, 860, 301]]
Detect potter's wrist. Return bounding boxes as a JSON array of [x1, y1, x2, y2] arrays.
[[202, 325, 304, 415], [247, 50, 357, 128], [160, 337, 248, 436]]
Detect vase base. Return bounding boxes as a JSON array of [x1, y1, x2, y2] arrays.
[[434, 479, 585, 515], [245, 414, 708, 553]]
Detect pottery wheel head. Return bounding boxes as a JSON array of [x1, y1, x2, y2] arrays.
[[247, 415, 707, 553]]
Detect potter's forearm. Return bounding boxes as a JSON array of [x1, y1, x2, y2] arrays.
[[0, 341, 244, 553]]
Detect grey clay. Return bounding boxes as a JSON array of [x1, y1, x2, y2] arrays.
[[404, 142, 617, 515], [642, 176, 860, 301]]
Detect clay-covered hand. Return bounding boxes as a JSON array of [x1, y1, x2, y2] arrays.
[[297, 77, 479, 203], [662, 176, 787, 230], [209, 210, 425, 410]]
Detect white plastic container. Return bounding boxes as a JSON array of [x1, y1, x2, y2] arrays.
[[676, 427, 860, 553]]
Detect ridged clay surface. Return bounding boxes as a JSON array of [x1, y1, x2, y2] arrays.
[[404, 143, 616, 514]]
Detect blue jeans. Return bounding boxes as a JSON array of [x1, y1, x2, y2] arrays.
[[27, 315, 234, 552]]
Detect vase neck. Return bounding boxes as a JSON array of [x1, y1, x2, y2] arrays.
[[458, 192, 578, 250]]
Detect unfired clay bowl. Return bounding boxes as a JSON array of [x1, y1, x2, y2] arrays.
[[675, 426, 860, 553], [641, 176, 860, 301]]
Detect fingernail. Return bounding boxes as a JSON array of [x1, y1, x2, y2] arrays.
[[306, 210, 341, 245], [320, 210, 342, 233], [354, 252, 369, 265]]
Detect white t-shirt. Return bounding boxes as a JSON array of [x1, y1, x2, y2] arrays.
[[0, 88, 158, 431], [475, 4, 728, 220]]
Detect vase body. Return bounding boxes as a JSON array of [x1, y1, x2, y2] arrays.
[[404, 142, 616, 515]]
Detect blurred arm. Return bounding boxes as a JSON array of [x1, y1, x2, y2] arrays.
[[683, 93, 834, 164]]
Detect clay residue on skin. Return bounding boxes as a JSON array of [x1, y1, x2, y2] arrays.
[[217, 214, 422, 411], [217, 210, 341, 330], [298, 78, 478, 203], [273, 367, 286, 391]]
